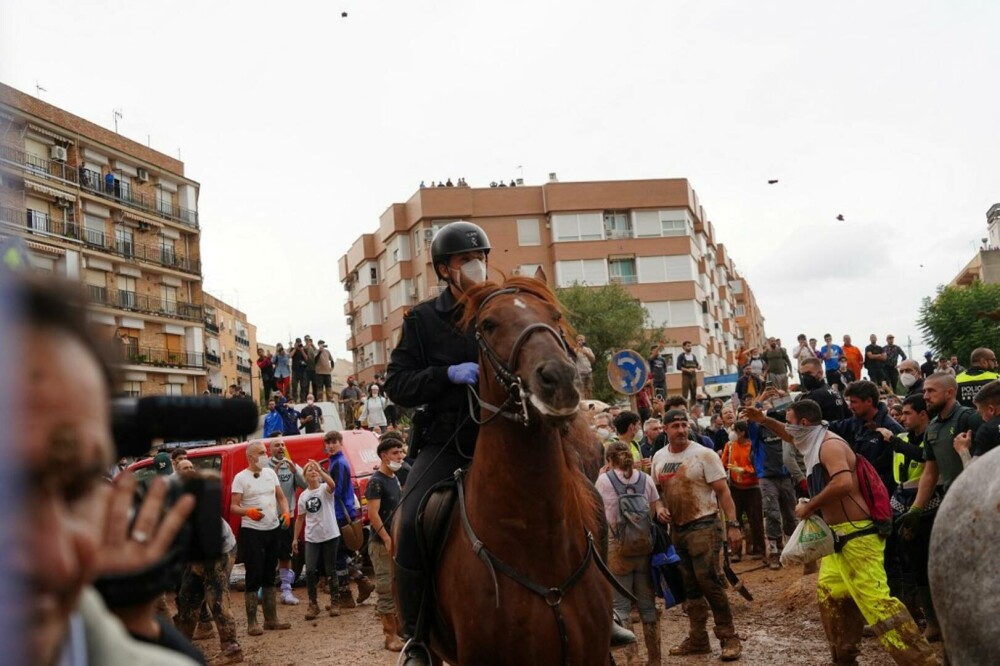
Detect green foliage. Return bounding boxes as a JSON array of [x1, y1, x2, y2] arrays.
[[917, 281, 1000, 364], [556, 282, 666, 402]]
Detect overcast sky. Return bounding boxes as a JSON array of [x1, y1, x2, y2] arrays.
[[3, 0, 998, 363]]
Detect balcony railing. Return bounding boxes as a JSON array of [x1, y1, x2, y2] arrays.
[[121, 345, 204, 369], [1, 205, 81, 242], [77, 225, 200, 274], [206, 386, 223, 395], [235, 334, 250, 347], [79, 168, 198, 229], [205, 351, 221, 366], [204, 320, 220, 334], [0, 144, 79, 184], [236, 362, 252, 375], [88, 288, 203, 322]]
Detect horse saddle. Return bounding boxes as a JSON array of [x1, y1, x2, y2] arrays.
[[415, 474, 461, 568]]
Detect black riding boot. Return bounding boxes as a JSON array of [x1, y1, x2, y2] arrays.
[[395, 563, 431, 666]]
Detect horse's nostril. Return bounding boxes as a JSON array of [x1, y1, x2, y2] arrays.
[[536, 364, 559, 386]]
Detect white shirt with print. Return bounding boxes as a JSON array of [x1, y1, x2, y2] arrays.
[[297, 485, 342, 543]]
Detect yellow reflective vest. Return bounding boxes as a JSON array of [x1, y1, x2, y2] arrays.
[[956, 368, 1000, 407], [892, 432, 925, 486]]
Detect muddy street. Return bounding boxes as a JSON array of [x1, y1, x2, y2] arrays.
[[199, 562, 939, 665]]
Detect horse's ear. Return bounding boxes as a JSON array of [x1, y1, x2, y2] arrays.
[[533, 265, 548, 283]]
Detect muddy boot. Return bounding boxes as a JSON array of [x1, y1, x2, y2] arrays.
[[193, 621, 215, 640], [669, 599, 711, 656], [355, 575, 375, 604], [261, 588, 291, 630], [767, 539, 782, 570], [611, 610, 636, 646], [328, 588, 341, 617], [209, 641, 244, 666], [873, 611, 937, 665], [618, 642, 641, 666], [642, 621, 660, 665], [279, 568, 299, 605], [381, 613, 404, 652], [337, 583, 357, 609], [917, 586, 941, 643], [305, 601, 320, 620], [818, 596, 863, 664], [245, 593, 263, 636]]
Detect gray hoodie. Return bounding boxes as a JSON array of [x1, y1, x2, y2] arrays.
[[267, 456, 306, 515]]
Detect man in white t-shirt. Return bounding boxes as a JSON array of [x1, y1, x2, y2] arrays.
[[650, 410, 743, 662], [293, 460, 342, 621], [230, 441, 292, 637]]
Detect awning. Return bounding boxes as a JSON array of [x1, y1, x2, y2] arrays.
[[24, 239, 65, 256], [28, 123, 73, 145], [120, 210, 162, 227], [26, 180, 75, 201]]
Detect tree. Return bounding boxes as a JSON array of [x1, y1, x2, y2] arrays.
[[557, 282, 666, 402], [917, 281, 1000, 365]]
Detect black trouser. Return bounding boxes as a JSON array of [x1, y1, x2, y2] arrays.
[[884, 366, 900, 393], [292, 371, 308, 402], [305, 538, 340, 603], [903, 509, 936, 587], [867, 366, 884, 387], [395, 441, 471, 570], [242, 526, 280, 591]]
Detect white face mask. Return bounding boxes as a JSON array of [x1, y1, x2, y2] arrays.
[[596, 428, 611, 440], [900, 373, 917, 388], [784, 423, 822, 452], [451, 259, 487, 287], [256, 454, 269, 469], [388, 460, 403, 472]]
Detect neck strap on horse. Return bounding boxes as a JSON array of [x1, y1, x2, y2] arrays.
[[453, 467, 636, 665]]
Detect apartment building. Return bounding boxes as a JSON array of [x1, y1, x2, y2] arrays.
[[0, 83, 206, 396], [202, 293, 259, 399], [951, 203, 1000, 287], [338, 178, 768, 395]]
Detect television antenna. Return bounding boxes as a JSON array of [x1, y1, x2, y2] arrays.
[[35, 82, 47, 98], [113, 108, 123, 133]]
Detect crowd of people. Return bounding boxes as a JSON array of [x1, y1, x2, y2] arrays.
[[586, 334, 999, 664]]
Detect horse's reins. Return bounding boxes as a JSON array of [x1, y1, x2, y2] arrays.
[[466, 287, 571, 428], [454, 287, 637, 665], [454, 468, 636, 666]]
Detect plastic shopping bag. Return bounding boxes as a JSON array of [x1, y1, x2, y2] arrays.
[[780, 514, 835, 567]]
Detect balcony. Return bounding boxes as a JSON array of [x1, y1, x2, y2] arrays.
[[205, 351, 221, 366], [121, 345, 204, 369], [204, 320, 220, 334], [1, 205, 81, 242], [0, 144, 79, 184], [79, 228, 201, 275], [89, 288, 203, 322], [79, 168, 198, 229], [236, 362, 252, 375], [206, 386, 223, 395], [234, 334, 250, 348]]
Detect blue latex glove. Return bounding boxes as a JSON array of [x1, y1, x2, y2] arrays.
[[447, 362, 479, 385]]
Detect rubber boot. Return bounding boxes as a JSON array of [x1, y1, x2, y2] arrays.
[[305, 601, 320, 620], [328, 588, 340, 617], [245, 592, 263, 636], [917, 586, 941, 643], [279, 568, 299, 605], [768, 539, 782, 570], [209, 641, 244, 666], [381, 613, 404, 652], [611, 612, 637, 647], [818, 596, 863, 664], [355, 575, 375, 604], [669, 598, 711, 655], [395, 563, 431, 666], [872, 611, 937, 666], [642, 621, 661, 665], [261, 588, 291, 630], [337, 584, 356, 609]]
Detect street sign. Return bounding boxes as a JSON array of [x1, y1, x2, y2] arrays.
[[607, 349, 649, 395]]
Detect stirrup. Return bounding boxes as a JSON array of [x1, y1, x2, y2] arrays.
[[396, 638, 432, 666]]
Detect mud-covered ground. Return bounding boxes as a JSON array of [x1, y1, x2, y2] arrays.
[[194, 562, 942, 665]]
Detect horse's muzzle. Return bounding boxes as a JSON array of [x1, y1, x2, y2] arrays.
[[528, 359, 581, 418]]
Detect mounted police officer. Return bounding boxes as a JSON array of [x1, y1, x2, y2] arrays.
[[384, 221, 634, 665]]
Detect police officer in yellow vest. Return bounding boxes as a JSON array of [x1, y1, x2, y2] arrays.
[[955, 347, 999, 407], [876, 394, 945, 643]]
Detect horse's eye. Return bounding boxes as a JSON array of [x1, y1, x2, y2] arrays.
[[481, 319, 498, 333]]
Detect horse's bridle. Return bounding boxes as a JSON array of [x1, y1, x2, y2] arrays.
[[468, 287, 571, 427]]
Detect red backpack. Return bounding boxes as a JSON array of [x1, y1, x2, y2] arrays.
[[852, 453, 893, 536]]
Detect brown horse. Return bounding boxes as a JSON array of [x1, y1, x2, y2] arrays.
[[425, 277, 615, 665]]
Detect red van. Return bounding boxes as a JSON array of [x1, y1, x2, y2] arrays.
[[129, 430, 381, 540]]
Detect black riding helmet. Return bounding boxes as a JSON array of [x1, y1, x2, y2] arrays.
[[430, 221, 491, 278]]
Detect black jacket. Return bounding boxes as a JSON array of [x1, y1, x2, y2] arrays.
[[828, 403, 904, 493], [804, 385, 849, 422], [383, 289, 479, 451], [735, 374, 763, 401]]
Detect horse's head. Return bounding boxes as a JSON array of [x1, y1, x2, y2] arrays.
[[460, 277, 581, 426]]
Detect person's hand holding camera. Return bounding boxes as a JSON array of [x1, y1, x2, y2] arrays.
[[97, 471, 195, 578]]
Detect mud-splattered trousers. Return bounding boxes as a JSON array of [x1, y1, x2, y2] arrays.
[[673, 518, 736, 642], [176, 552, 239, 647]]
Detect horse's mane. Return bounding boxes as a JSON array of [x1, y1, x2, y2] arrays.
[[458, 277, 598, 535]]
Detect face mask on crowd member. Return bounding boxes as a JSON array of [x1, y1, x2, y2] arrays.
[[900, 371, 918, 388]]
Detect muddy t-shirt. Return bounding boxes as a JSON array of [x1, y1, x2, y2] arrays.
[[651, 443, 726, 526]]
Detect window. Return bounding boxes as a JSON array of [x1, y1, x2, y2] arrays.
[[84, 215, 106, 247], [735, 304, 746, 317], [552, 213, 603, 242], [370, 265, 378, 285], [661, 211, 690, 237], [636, 255, 697, 283], [413, 229, 422, 256], [517, 218, 541, 246], [165, 334, 182, 363], [608, 257, 637, 284], [603, 211, 632, 239], [116, 275, 136, 308], [115, 227, 134, 257], [729, 280, 744, 294], [158, 189, 174, 215], [555, 259, 608, 287], [26, 209, 51, 233], [161, 285, 178, 314], [634, 210, 691, 238], [644, 300, 700, 327], [389, 235, 411, 265], [122, 381, 141, 397], [85, 269, 107, 303], [164, 383, 183, 396], [160, 237, 176, 265]]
